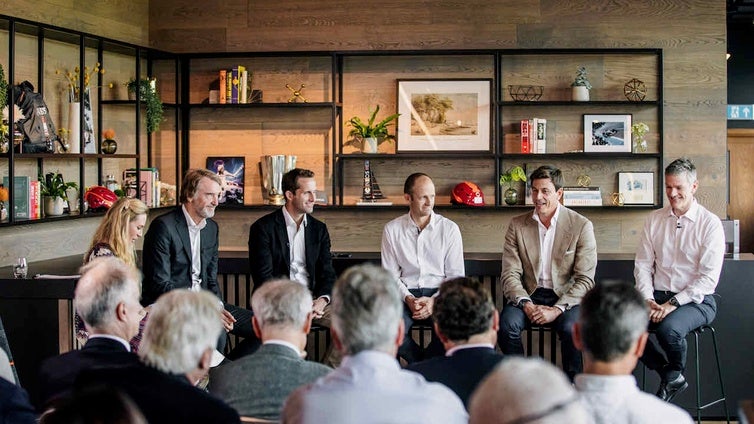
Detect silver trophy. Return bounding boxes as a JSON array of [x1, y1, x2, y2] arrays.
[[260, 155, 297, 205]]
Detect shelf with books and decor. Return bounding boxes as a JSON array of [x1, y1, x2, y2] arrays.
[[499, 48, 663, 208], [0, 14, 180, 226]]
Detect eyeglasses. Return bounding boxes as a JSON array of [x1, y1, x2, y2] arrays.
[[503, 395, 581, 424]]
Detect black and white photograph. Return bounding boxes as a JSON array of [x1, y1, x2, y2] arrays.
[[206, 157, 245, 204], [583, 114, 632, 153]]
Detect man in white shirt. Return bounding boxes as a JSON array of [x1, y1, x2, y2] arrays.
[[381, 173, 465, 363], [209, 279, 331, 421], [634, 158, 725, 401], [498, 165, 597, 380], [282, 264, 468, 424], [573, 282, 693, 423]]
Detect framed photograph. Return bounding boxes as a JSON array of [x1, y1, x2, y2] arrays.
[[618, 171, 654, 205], [583, 114, 632, 153], [206, 157, 245, 205], [397, 79, 491, 152]]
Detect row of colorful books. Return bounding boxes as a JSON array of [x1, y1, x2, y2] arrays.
[[3, 176, 42, 219], [218, 66, 252, 104], [123, 168, 161, 208], [520, 118, 547, 154]]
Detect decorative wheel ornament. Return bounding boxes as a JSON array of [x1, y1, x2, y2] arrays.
[[611, 192, 625, 206], [623, 78, 647, 102], [576, 174, 591, 187]]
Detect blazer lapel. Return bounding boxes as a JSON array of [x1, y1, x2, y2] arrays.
[[304, 218, 316, 283], [522, 216, 541, 279], [274, 210, 291, 268], [174, 209, 192, 262]]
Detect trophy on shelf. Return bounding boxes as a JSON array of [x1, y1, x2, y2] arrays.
[[260, 155, 297, 205], [358, 160, 392, 206]]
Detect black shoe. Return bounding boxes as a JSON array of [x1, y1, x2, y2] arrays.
[[656, 374, 688, 402]]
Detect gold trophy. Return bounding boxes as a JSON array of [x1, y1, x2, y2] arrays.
[[260, 155, 297, 205]]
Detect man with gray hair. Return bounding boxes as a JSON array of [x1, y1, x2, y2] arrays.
[[209, 279, 331, 420], [77, 289, 239, 424], [282, 264, 467, 424], [573, 283, 692, 423], [39, 257, 142, 407], [469, 357, 590, 424], [634, 157, 725, 401]]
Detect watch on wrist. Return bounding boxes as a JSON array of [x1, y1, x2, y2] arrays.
[[519, 299, 532, 307], [669, 296, 680, 307]]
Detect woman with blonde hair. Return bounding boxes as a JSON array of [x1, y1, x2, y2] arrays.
[[76, 197, 149, 351]]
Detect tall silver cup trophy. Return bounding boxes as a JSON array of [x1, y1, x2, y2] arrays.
[[260, 155, 297, 205]]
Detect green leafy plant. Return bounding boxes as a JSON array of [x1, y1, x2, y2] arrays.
[[0, 64, 8, 112], [346, 105, 400, 148], [571, 66, 592, 90], [127, 78, 164, 133], [499, 165, 527, 189], [40, 171, 78, 200]]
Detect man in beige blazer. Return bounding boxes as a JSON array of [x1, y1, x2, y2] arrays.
[[497, 165, 597, 380]]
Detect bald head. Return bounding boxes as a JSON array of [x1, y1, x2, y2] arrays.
[[75, 257, 142, 340]]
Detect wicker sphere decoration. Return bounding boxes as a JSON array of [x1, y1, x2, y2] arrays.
[[623, 78, 647, 102], [508, 85, 544, 101]]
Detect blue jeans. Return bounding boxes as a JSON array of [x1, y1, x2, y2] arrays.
[[497, 288, 582, 380], [640, 290, 717, 381], [399, 288, 443, 363]]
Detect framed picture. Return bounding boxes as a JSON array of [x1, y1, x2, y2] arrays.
[[396, 79, 491, 152], [583, 114, 632, 153], [618, 171, 654, 205], [206, 157, 245, 205]]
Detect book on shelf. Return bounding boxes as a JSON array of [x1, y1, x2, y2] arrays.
[[356, 199, 393, 206], [3, 176, 31, 219], [123, 168, 159, 208], [533, 118, 546, 153], [219, 70, 227, 104], [562, 186, 602, 206], [520, 119, 531, 153], [29, 180, 41, 219], [240, 69, 248, 103]]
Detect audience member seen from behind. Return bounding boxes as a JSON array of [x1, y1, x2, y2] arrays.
[[38, 257, 141, 408], [407, 277, 503, 408], [141, 168, 254, 353], [634, 157, 725, 402], [282, 264, 467, 424], [469, 357, 592, 424], [498, 165, 597, 381], [76, 289, 240, 424], [381, 172, 465, 363], [39, 385, 146, 424], [76, 197, 148, 351], [209, 279, 331, 421], [573, 282, 692, 423]]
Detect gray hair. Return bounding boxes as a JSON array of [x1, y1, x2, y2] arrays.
[[579, 282, 648, 362], [665, 157, 697, 185], [469, 358, 590, 424], [139, 289, 223, 375], [75, 257, 141, 331], [332, 264, 402, 355], [251, 279, 313, 330]]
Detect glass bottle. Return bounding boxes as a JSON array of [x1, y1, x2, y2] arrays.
[[105, 175, 118, 192]]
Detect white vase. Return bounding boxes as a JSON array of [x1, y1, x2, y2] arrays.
[[572, 86, 590, 101], [362, 137, 378, 153], [67, 102, 81, 153], [66, 188, 79, 214], [44, 196, 66, 216]]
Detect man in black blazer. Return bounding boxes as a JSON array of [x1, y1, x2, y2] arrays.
[[38, 257, 142, 408], [142, 169, 253, 345], [407, 277, 503, 408], [248, 168, 337, 361]]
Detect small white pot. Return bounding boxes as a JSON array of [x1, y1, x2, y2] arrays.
[[44, 196, 66, 216], [362, 137, 378, 154], [572, 86, 590, 101]]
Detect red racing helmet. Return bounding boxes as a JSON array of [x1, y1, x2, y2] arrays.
[[85, 186, 118, 211], [451, 181, 485, 207]]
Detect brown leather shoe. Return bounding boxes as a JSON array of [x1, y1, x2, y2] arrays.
[[656, 374, 688, 402]]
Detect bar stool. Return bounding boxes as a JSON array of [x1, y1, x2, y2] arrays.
[[641, 325, 729, 424], [525, 324, 558, 365]]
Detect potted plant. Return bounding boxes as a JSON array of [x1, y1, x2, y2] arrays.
[[127, 78, 164, 133], [40, 171, 78, 216], [346, 105, 400, 153], [499, 165, 527, 205], [571, 66, 592, 101]]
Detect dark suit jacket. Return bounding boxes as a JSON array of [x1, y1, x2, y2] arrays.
[[37, 337, 139, 408], [407, 346, 503, 408], [248, 208, 336, 298], [0, 378, 36, 424], [142, 207, 221, 305], [76, 362, 239, 424], [209, 343, 331, 420]]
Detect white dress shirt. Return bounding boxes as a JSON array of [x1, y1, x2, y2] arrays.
[[282, 206, 311, 287], [282, 350, 467, 424], [533, 204, 560, 290], [634, 201, 725, 305], [381, 212, 465, 299], [575, 374, 693, 424], [181, 205, 206, 291]]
